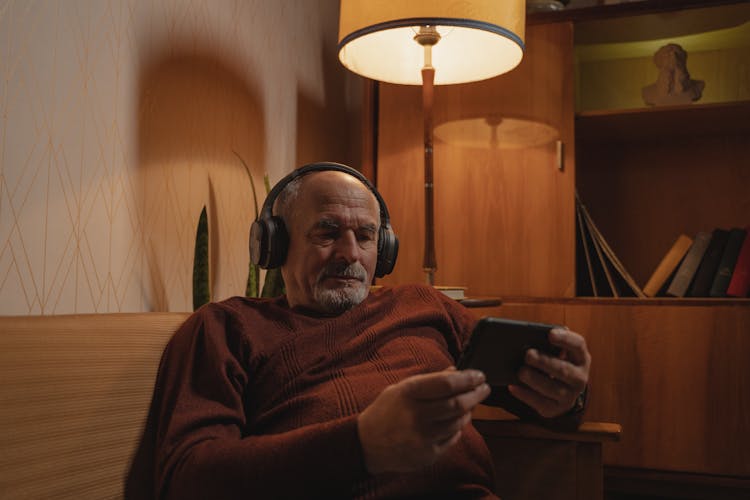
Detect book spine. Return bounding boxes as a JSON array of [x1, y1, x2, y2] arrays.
[[666, 231, 711, 297], [709, 228, 747, 297], [643, 234, 693, 297], [688, 228, 729, 297], [726, 225, 750, 297], [576, 201, 598, 297]]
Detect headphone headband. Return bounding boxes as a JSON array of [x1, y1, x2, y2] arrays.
[[258, 162, 392, 226], [250, 162, 398, 277]]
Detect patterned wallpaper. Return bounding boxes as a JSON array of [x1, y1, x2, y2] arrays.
[[0, 0, 362, 315]]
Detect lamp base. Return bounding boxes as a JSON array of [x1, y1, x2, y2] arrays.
[[425, 269, 435, 286]]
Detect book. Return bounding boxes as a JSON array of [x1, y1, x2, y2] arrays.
[[727, 225, 750, 298], [665, 231, 712, 297], [576, 197, 614, 296], [643, 234, 693, 297], [688, 228, 729, 297], [575, 201, 598, 296], [434, 286, 467, 300], [709, 228, 747, 297], [587, 214, 619, 296], [575, 194, 645, 297]]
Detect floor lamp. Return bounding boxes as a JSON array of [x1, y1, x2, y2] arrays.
[[338, 0, 526, 285]]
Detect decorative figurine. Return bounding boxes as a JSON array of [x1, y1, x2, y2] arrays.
[[642, 43, 704, 106]]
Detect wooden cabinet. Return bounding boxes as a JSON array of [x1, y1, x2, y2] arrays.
[[479, 300, 750, 475], [374, 1, 750, 495], [377, 21, 576, 297]]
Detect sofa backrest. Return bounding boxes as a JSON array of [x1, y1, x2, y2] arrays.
[[0, 312, 190, 499]]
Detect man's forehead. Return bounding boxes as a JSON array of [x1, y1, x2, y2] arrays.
[[299, 172, 379, 213]]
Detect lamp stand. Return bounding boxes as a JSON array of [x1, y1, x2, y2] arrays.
[[416, 27, 440, 286]]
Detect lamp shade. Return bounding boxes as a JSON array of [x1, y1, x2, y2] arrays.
[[338, 0, 525, 85]]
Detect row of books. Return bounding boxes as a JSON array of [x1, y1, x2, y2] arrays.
[[575, 194, 750, 298], [643, 227, 750, 298]]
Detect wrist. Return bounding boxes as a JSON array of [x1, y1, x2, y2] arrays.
[[569, 386, 588, 415]]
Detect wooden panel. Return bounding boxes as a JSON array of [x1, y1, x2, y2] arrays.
[[476, 300, 750, 477], [564, 302, 750, 476], [475, 418, 619, 500], [483, 435, 579, 500], [377, 23, 576, 297], [470, 302, 566, 325]]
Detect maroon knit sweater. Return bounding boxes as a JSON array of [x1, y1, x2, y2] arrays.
[[126, 284, 571, 499]]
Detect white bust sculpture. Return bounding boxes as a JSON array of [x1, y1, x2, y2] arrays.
[[642, 43, 705, 106]]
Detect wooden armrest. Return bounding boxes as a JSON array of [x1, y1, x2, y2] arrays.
[[472, 404, 621, 443]]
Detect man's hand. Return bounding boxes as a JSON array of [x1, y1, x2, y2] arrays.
[[357, 369, 491, 475], [509, 327, 591, 418]]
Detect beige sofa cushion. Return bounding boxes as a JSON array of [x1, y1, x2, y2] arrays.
[[0, 313, 189, 499]]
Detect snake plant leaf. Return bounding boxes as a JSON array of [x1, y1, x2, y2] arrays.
[[245, 261, 260, 298], [261, 267, 285, 298], [233, 150, 260, 219], [193, 205, 210, 310]]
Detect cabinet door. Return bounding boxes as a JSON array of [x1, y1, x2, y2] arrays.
[[566, 302, 750, 477], [376, 22, 576, 297]]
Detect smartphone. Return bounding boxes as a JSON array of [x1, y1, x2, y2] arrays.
[[457, 317, 563, 386]]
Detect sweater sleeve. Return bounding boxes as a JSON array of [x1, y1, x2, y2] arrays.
[[150, 305, 369, 499]]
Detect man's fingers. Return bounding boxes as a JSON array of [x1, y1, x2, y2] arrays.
[[401, 369, 486, 400], [417, 383, 491, 420], [525, 348, 587, 393], [549, 328, 591, 368], [517, 365, 574, 403], [508, 384, 561, 418], [423, 412, 473, 443]]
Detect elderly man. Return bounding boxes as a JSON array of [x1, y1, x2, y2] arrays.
[[127, 162, 590, 499]]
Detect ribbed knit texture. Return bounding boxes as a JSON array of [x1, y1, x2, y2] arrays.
[[126, 284, 499, 499]]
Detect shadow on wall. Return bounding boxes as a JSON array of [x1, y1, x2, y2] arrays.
[[137, 52, 266, 312], [296, 32, 361, 169]]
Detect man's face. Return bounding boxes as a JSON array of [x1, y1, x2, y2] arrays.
[[281, 171, 380, 314]]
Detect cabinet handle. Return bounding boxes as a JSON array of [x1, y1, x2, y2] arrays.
[[557, 140, 564, 171]]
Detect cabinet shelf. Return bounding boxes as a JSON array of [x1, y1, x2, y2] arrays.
[[497, 296, 750, 308], [528, 0, 743, 25], [576, 100, 750, 143]]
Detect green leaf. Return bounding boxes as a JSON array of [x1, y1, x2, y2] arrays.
[[263, 173, 271, 196], [233, 150, 260, 219], [245, 261, 260, 298], [261, 267, 285, 298], [193, 205, 210, 310]]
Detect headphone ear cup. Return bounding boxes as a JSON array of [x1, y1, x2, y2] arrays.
[[375, 225, 399, 278], [249, 219, 268, 267], [265, 216, 289, 268], [250, 216, 288, 269]]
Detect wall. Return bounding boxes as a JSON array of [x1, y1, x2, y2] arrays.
[[0, 0, 363, 315]]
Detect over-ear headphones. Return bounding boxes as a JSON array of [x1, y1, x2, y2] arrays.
[[249, 162, 399, 278]]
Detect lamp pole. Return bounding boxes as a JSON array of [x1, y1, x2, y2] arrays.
[[415, 26, 440, 286]]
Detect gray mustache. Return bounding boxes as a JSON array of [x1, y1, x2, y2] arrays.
[[320, 262, 367, 281]]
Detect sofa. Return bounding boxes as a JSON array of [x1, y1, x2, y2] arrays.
[[0, 313, 619, 499]]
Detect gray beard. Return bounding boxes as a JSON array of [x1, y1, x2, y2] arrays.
[[312, 262, 369, 314]]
